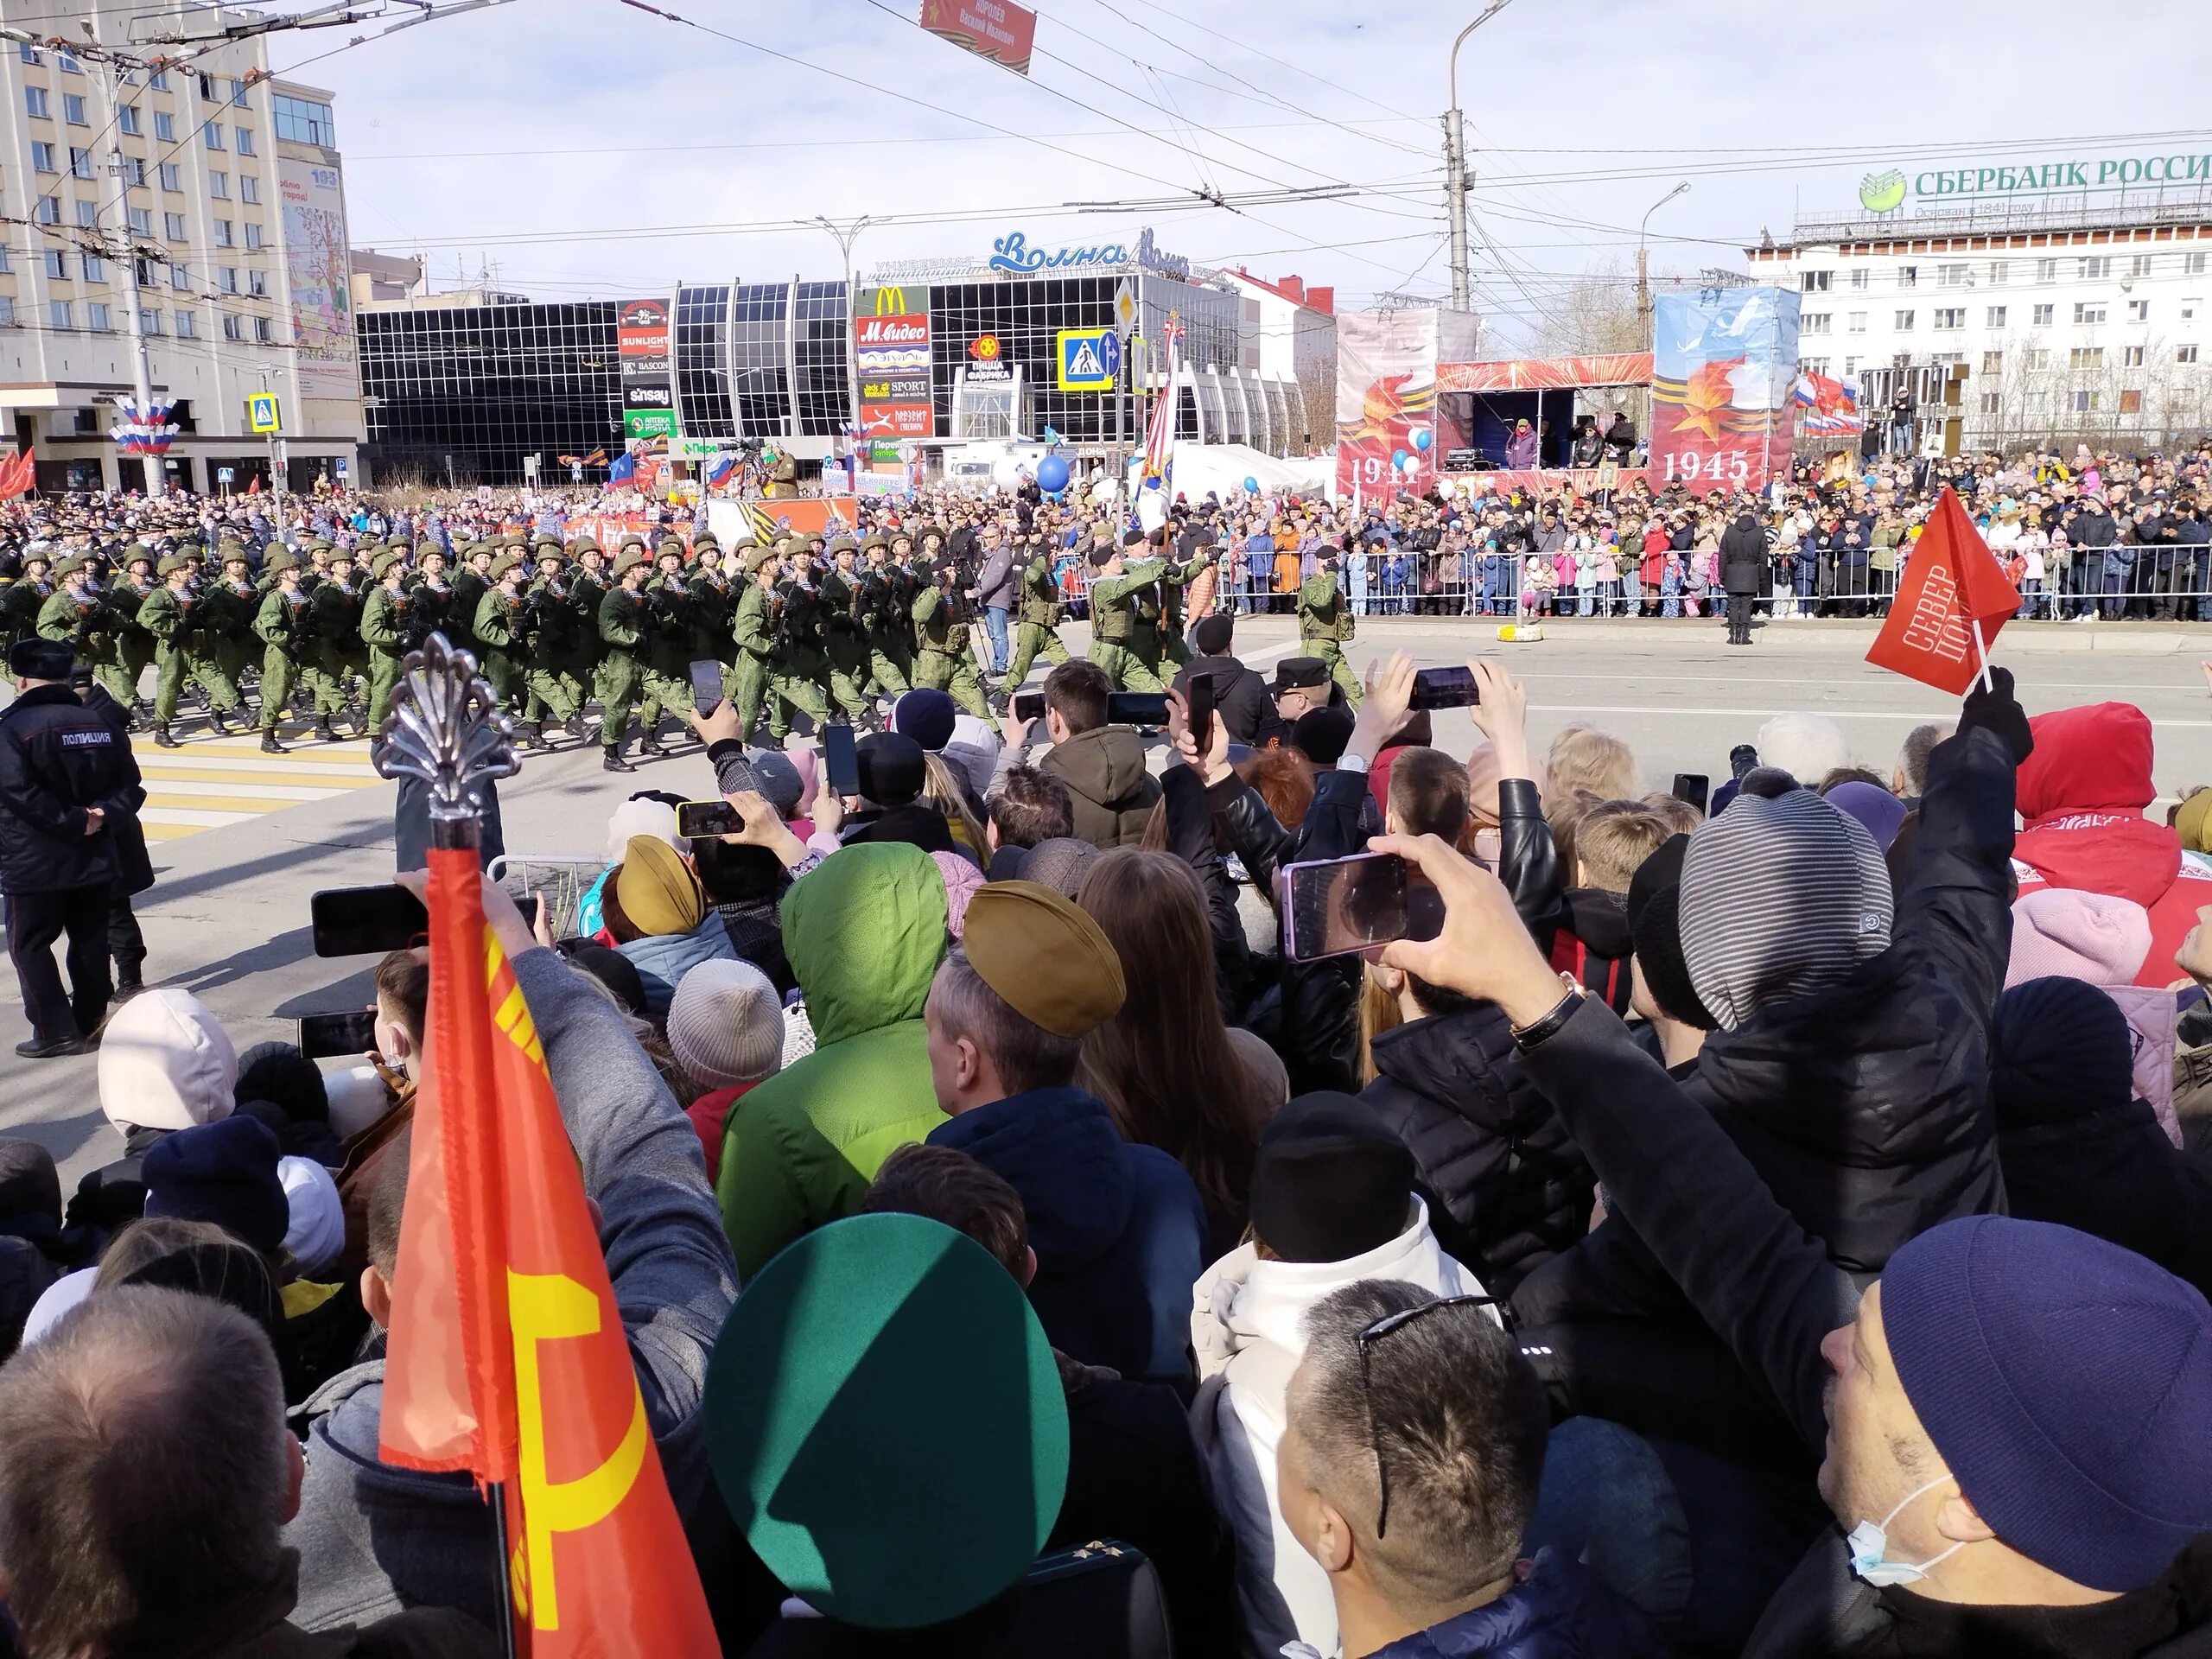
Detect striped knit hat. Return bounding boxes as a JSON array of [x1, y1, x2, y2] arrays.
[[1678, 768, 1893, 1030]]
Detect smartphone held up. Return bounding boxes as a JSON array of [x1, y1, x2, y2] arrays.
[[1274, 852, 1445, 963]]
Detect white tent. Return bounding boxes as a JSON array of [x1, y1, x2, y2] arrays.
[[1132, 442, 1332, 504]]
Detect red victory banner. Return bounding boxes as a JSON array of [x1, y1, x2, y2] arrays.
[[1866, 486, 2022, 695], [380, 849, 715, 1656]]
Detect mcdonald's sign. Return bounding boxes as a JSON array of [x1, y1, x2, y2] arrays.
[[855, 284, 934, 439]]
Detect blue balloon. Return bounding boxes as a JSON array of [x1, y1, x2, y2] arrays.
[[1036, 454, 1071, 493], [1392, 448, 1408, 469], [1242, 475, 1259, 493], [1412, 429, 1433, 452]]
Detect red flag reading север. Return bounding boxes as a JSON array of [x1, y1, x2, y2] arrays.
[[1865, 486, 2021, 695]]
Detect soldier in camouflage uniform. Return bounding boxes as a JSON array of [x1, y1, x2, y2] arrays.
[[522, 544, 586, 741], [636, 537, 698, 753], [911, 555, 993, 719], [139, 553, 212, 748], [358, 550, 413, 731], [566, 538, 611, 719], [1002, 530, 1072, 702], [308, 550, 369, 740], [1298, 544, 1363, 709], [814, 537, 877, 724], [198, 543, 259, 722], [596, 545, 653, 772], [34, 556, 115, 683], [0, 550, 54, 652], [101, 546, 158, 718], [856, 534, 912, 700], [471, 552, 536, 739], [1084, 533, 1169, 693], [253, 553, 315, 753]]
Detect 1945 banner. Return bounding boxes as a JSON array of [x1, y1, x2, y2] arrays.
[[1648, 286, 1799, 495]]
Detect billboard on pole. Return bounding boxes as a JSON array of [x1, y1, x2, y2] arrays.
[[276, 156, 358, 400], [1334, 309, 1441, 501], [1648, 286, 1800, 494], [918, 0, 1036, 74], [618, 297, 675, 456], [855, 285, 934, 440]]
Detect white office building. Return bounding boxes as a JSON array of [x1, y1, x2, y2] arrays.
[[1746, 154, 2212, 451], [0, 5, 362, 493]]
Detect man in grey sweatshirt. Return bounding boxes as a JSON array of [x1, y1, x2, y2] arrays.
[[284, 918, 740, 1633]]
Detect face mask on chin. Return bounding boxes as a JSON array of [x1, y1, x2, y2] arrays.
[[1846, 1471, 1965, 1588]]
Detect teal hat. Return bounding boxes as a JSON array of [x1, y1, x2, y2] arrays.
[[702, 1213, 1068, 1630]]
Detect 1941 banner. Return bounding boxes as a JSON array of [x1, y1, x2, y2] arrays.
[[1648, 286, 1799, 495]]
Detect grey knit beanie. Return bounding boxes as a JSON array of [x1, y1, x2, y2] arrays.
[[1678, 767, 1893, 1030], [666, 960, 785, 1090]]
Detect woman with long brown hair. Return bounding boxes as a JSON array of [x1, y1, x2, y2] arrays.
[[1077, 847, 1283, 1258]]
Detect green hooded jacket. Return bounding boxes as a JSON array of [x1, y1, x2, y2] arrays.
[[717, 842, 950, 1278]]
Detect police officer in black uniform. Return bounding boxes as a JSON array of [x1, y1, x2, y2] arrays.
[[0, 638, 143, 1056]]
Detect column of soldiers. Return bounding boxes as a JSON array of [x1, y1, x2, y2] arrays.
[[0, 509, 1241, 759]]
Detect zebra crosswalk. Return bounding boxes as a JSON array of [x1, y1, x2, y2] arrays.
[[133, 732, 387, 842]]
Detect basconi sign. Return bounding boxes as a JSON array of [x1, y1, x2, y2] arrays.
[[988, 226, 1191, 281]]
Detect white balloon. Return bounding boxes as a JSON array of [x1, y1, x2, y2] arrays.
[[1090, 474, 1122, 503], [991, 457, 1025, 490]]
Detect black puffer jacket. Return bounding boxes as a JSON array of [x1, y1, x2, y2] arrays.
[[1361, 1003, 1594, 1295], [1519, 722, 2015, 1324]]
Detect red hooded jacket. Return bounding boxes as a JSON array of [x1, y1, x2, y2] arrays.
[[2012, 702, 2212, 986]]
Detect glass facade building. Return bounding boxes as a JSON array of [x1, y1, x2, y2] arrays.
[[358, 301, 620, 486], [359, 261, 1312, 482]]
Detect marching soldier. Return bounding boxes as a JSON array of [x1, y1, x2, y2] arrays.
[[34, 556, 113, 677], [912, 555, 993, 719], [1085, 532, 1168, 693], [406, 543, 451, 648], [1002, 529, 1072, 702], [638, 537, 698, 752], [139, 553, 204, 749], [815, 536, 876, 724], [686, 536, 738, 705], [861, 534, 915, 699], [768, 538, 838, 734], [101, 546, 158, 720], [471, 552, 534, 737], [731, 543, 814, 742], [359, 550, 411, 730], [308, 549, 369, 741], [448, 539, 495, 660], [0, 550, 54, 650], [1299, 543, 1363, 709], [596, 543, 653, 772], [523, 544, 586, 741], [1157, 537, 1212, 671], [567, 537, 611, 717], [198, 543, 258, 728], [253, 554, 315, 753]]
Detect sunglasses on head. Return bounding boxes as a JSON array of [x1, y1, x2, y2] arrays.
[[1356, 1294, 1514, 1537]]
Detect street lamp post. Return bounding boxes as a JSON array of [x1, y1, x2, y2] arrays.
[[1443, 0, 1516, 313], [1637, 181, 1692, 334], [816, 214, 874, 436]]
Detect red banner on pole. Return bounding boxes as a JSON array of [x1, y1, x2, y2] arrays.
[[380, 849, 717, 1656], [1866, 486, 2021, 695]]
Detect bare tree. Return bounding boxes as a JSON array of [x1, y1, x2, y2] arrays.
[[1529, 260, 1650, 357]]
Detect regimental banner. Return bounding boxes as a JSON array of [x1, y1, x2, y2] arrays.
[[617, 298, 676, 454], [918, 0, 1036, 75], [1335, 309, 1441, 501], [855, 285, 934, 440], [276, 156, 358, 401], [1648, 287, 1799, 496]]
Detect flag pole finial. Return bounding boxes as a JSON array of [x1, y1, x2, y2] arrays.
[[372, 631, 519, 849]]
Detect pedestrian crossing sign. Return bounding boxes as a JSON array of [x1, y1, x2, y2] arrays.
[[1055, 327, 1119, 392], [246, 391, 282, 434]]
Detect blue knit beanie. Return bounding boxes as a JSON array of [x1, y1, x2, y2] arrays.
[[1882, 1215, 2212, 1592], [143, 1116, 289, 1258]]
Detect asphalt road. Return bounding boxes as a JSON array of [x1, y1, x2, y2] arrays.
[[8, 613, 2212, 1192]]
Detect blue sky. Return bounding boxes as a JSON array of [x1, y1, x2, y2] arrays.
[[284, 0, 2212, 345]]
